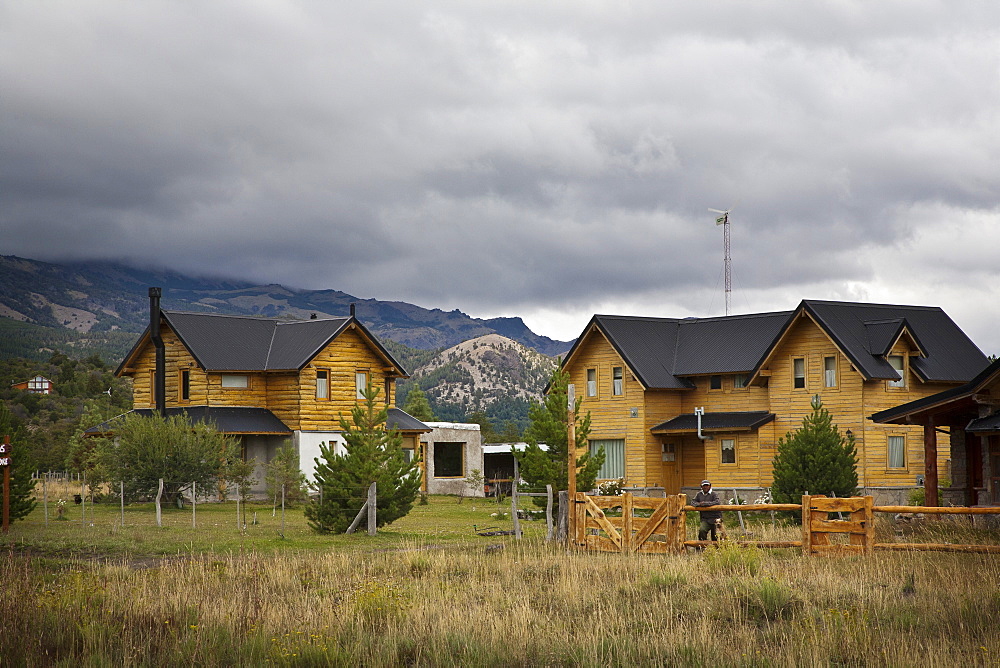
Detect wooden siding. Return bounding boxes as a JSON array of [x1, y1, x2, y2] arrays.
[[124, 321, 399, 433], [567, 310, 967, 492]]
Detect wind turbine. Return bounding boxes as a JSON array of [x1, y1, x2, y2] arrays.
[[708, 207, 733, 316]]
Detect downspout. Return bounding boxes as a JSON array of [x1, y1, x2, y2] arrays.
[[694, 407, 710, 440], [149, 287, 166, 418]]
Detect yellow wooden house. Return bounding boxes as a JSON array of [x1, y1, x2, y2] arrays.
[[562, 300, 989, 502], [109, 290, 429, 491]]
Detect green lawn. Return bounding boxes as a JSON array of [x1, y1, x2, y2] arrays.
[[3, 494, 550, 558]]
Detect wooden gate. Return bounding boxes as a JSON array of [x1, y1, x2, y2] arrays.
[[571, 492, 685, 554], [801, 495, 874, 555]]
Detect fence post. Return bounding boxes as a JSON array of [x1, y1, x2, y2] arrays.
[[557, 490, 568, 543], [511, 457, 522, 539], [621, 492, 634, 553], [191, 481, 196, 528], [235, 483, 241, 530], [81, 474, 86, 525], [367, 482, 376, 536], [155, 478, 163, 527], [43, 473, 48, 527], [281, 483, 286, 537], [545, 485, 554, 541], [120, 481, 125, 527], [667, 494, 686, 553]]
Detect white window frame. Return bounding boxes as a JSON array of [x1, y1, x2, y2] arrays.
[[356, 371, 369, 399], [612, 366, 623, 396]]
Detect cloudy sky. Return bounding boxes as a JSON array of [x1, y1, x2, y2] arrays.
[[3, 2, 1000, 349]]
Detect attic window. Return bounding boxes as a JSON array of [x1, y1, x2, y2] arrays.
[[587, 369, 597, 397], [793, 358, 806, 389], [221, 374, 248, 389], [733, 374, 748, 389], [316, 369, 329, 399], [612, 367, 623, 396], [888, 355, 906, 389], [710, 375, 722, 391], [356, 371, 368, 399]]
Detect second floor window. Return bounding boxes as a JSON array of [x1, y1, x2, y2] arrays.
[[316, 369, 329, 399], [587, 369, 597, 397], [888, 355, 906, 388], [356, 371, 368, 399], [710, 375, 722, 390], [824, 356, 837, 388], [721, 438, 737, 464], [793, 358, 806, 389], [733, 374, 748, 389], [180, 369, 190, 401], [612, 367, 623, 395]]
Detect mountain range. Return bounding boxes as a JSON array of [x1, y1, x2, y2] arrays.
[[0, 254, 572, 358]]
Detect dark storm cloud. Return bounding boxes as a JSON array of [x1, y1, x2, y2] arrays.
[[2, 2, 1000, 348]]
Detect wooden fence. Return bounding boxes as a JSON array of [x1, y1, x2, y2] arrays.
[[570, 492, 1000, 556]]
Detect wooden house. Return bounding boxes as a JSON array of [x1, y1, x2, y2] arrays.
[[104, 289, 430, 492], [11, 375, 53, 394], [872, 357, 1000, 507], [561, 300, 989, 503]]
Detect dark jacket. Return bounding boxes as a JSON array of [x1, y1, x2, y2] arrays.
[[693, 489, 722, 521]]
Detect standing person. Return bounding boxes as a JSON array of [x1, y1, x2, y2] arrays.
[[693, 480, 722, 542]]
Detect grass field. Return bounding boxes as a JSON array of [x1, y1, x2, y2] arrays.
[[4, 494, 1000, 666]]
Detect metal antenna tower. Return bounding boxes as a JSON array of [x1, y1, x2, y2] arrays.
[[709, 207, 732, 316]]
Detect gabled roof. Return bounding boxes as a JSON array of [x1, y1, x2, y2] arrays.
[[564, 300, 987, 390], [86, 406, 292, 435], [788, 301, 983, 383], [563, 310, 791, 389], [116, 311, 407, 376]]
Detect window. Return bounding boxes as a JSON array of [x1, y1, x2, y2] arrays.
[[612, 367, 623, 396], [824, 356, 837, 388], [733, 374, 748, 389], [661, 442, 676, 462], [316, 369, 329, 399], [587, 369, 597, 397], [709, 375, 722, 390], [888, 435, 906, 468], [793, 358, 806, 389], [434, 442, 464, 477], [401, 437, 416, 464], [888, 355, 906, 388], [590, 439, 625, 479], [721, 438, 737, 464], [221, 374, 248, 388], [356, 371, 368, 399], [180, 369, 190, 401], [149, 370, 156, 407]]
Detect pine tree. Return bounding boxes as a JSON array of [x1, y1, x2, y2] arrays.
[[771, 395, 858, 505], [305, 383, 421, 533], [516, 366, 604, 502], [264, 441, 308, 507], [402, 385, 434, 422], [0, 403, 36, 522]]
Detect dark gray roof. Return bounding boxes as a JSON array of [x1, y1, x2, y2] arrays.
[[966, 412, 1000, 433], [386, 408, 431, 433], [571, 310, 790, 389], [651, 411, 775, 433], [86, 406, 292, 435], [797, 301, 983, 383], [117, 311, 406, 375], [567, 300, 987, 390]]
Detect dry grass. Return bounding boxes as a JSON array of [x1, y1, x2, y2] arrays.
[[4, 535, 1000, 666]]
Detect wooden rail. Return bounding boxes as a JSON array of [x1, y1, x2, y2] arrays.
[[571, 493, 1000, 556]]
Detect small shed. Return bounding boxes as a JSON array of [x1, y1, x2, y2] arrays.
[[420, 422, 484, 496]]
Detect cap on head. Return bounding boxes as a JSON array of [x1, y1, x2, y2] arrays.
[[701, 480, 711, 487]]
